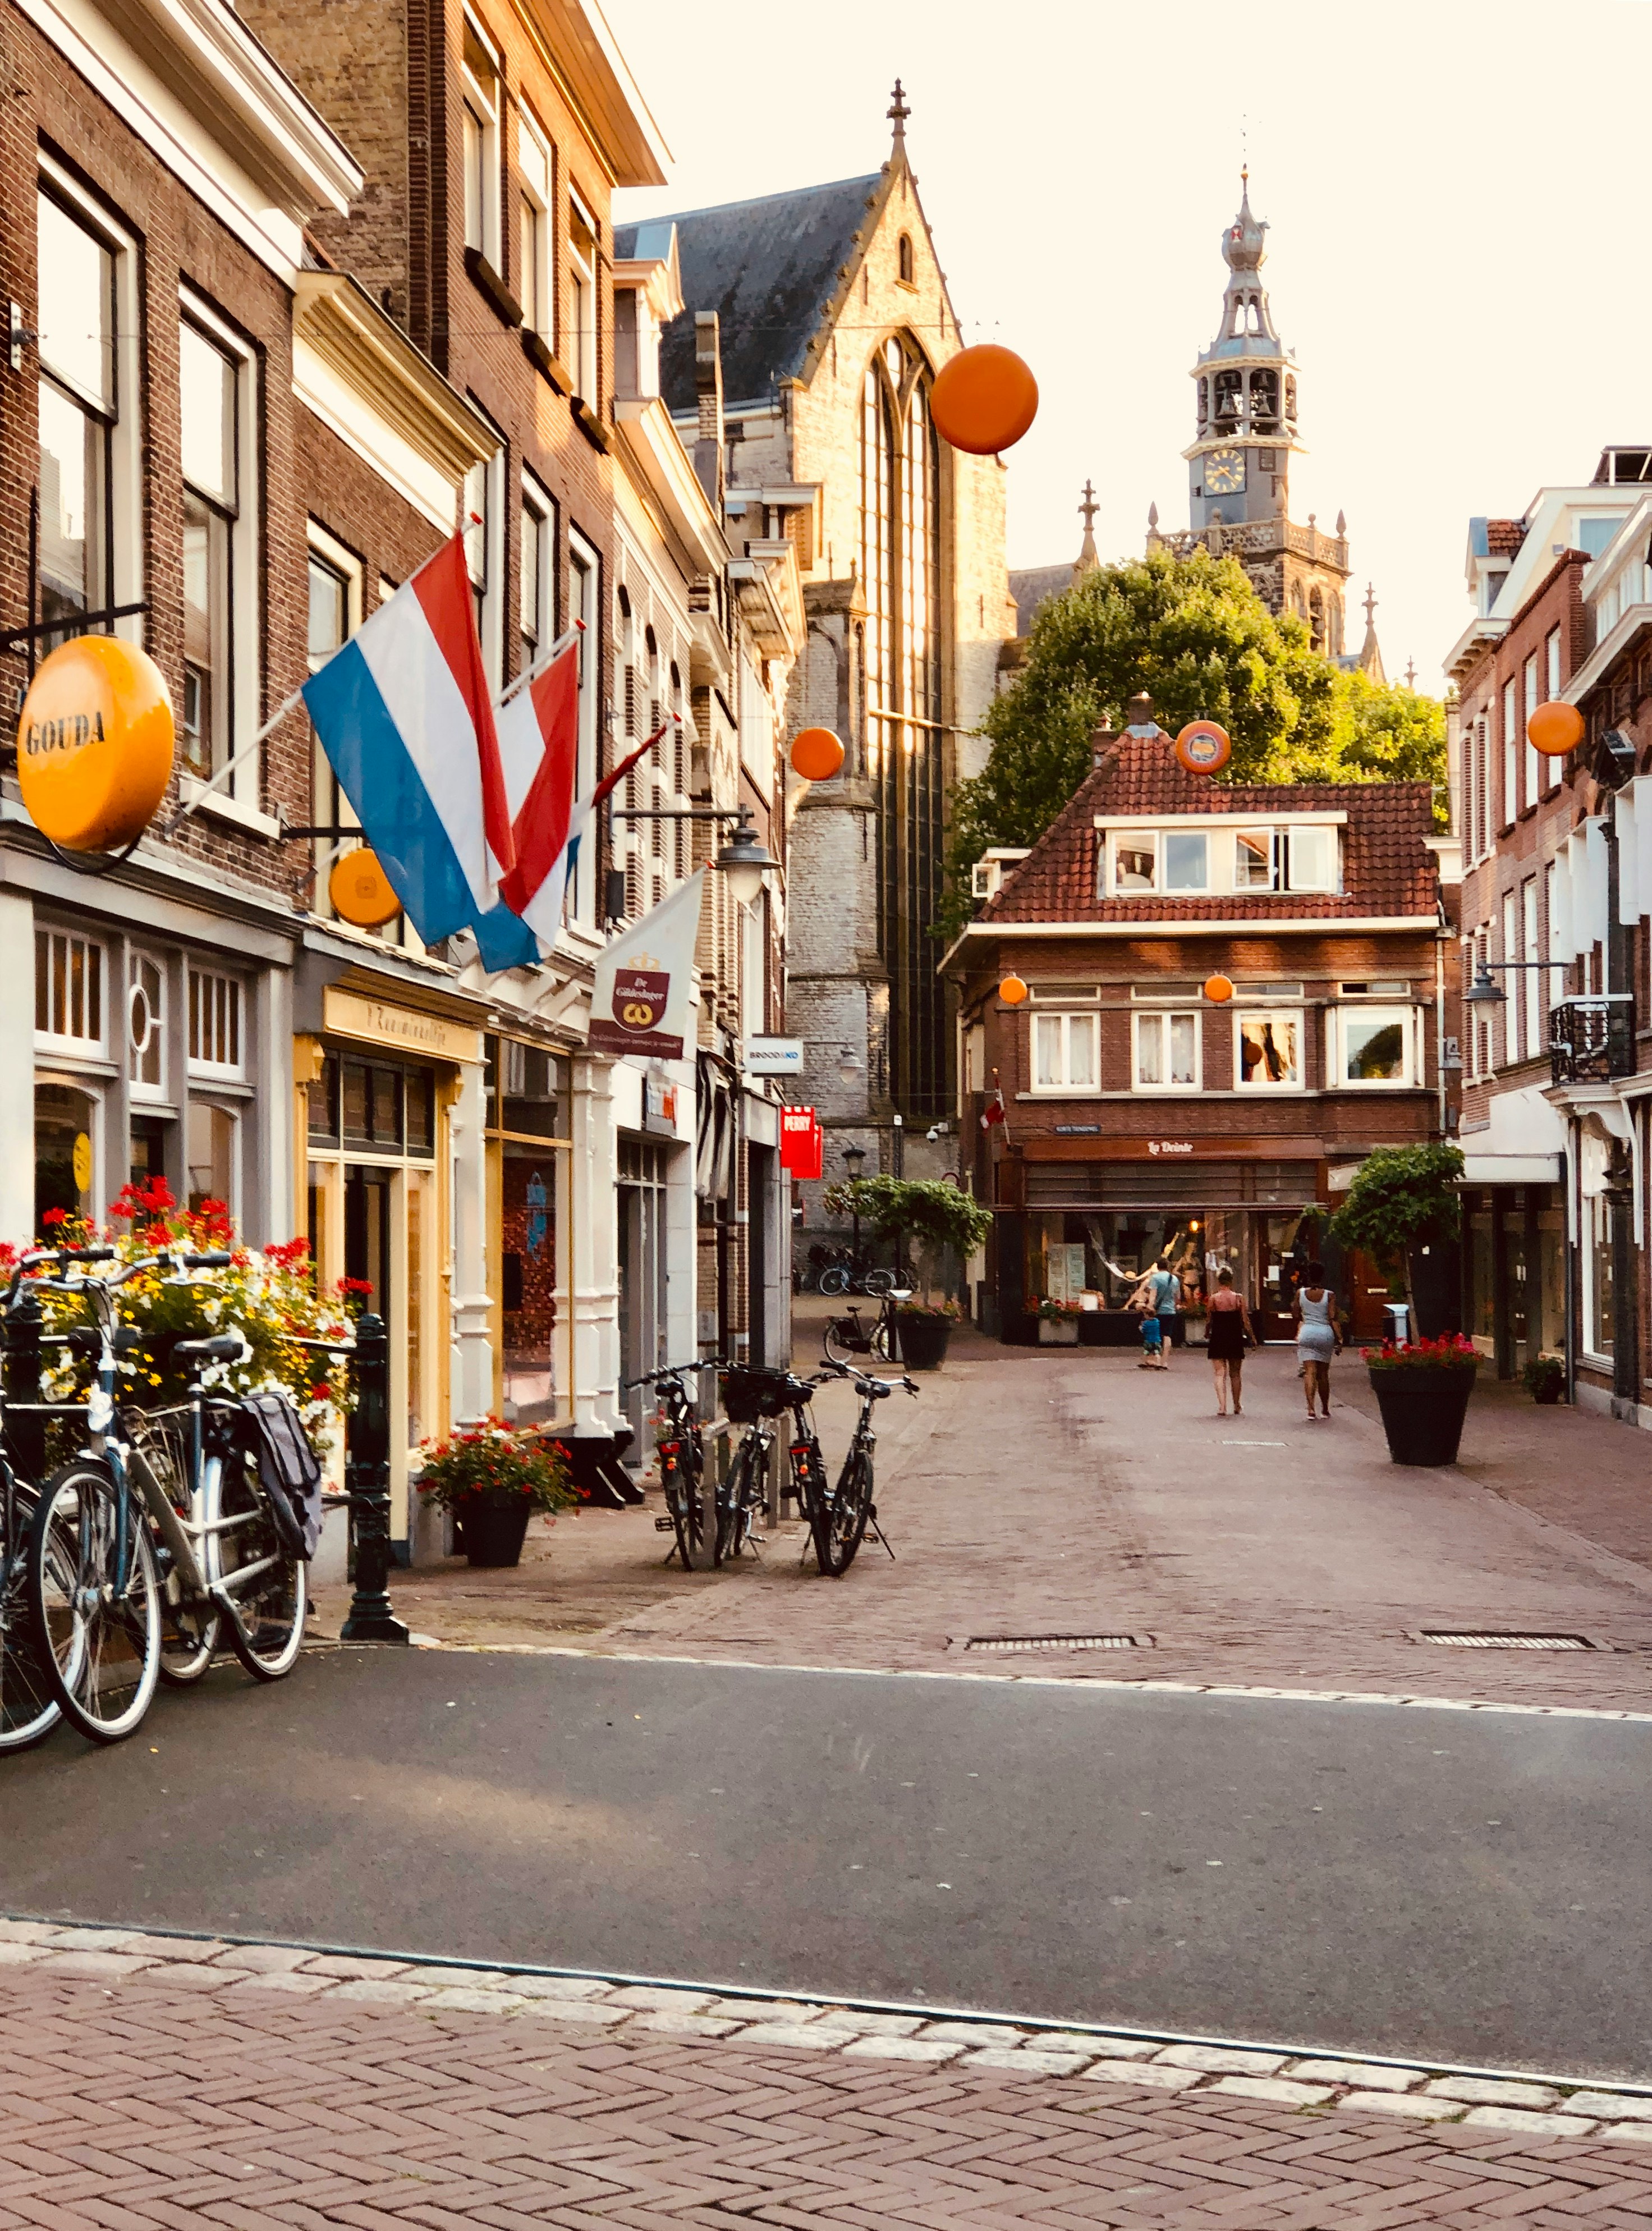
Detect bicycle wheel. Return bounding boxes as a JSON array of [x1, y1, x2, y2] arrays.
[[131, 1419, 222, 1687], [869, 1317, 893, 1363], [215, 1451, 307, 1682], [28, 1460, 162, 1744], [823, 1315, 864, 1366], [0, 1486, 60, 1753], [663, 1442, 711, 1570], [818, 1265, 850, 1297], [862, 1268, 894, 1298], [813, 1449, 875, 1578], [715, 1436, 763, 1564]]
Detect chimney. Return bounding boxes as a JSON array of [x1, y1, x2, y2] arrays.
[[694, 310, 724, 510]]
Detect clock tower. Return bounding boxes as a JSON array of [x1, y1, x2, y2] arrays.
[[1154, 174, 1354, 658]]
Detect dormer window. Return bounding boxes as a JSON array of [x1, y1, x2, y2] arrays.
[[1481, 567, 1507, 615]]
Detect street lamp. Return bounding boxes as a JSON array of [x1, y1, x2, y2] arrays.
[[837, 1046, 864, 1087], [714, 809, 777, 907], [843, 1140, 866, 1261], [1463, 961, 1507, 1007]]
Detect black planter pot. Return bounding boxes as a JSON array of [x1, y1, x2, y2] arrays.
[[1368, 1364, 1477, 1467], [894, 1316, 952, 1371], [1532, 1385, 1564, 1406], [456, 1490, 534, 1567]]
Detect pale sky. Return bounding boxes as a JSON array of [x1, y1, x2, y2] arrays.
[[607, 0, 1652, 699]]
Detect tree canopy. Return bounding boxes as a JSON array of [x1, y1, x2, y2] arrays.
[[943, 548, 1447, 932]]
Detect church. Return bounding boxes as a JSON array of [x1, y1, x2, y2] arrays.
[[1013, 176, 1385, 683]]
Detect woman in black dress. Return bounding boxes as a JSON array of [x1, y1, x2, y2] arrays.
[[1205, 1267, 1253, 1417]]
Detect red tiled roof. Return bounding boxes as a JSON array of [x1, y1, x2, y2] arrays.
[[1486, 519, 1527, 557], [980, 731, 1439, 924]]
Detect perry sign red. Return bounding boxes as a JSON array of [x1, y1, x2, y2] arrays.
[[779, 1105, 823, 1180]]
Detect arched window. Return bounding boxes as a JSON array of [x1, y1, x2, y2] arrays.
[[1309, 586, 1326, 652], [861, 330, 943, 1116], [1197, 377, 1208, 428], [897, 232, 914, 283]]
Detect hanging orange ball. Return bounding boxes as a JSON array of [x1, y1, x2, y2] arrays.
[[329, 847, 401, 928], [1175, 720, 1231, 775], [1527, 700, 1585, 757], [930, 345, 1039, 456], [17, 635, 175, 853], [790, 726, 846, 781], [998, 973, 1029, 1006], [1203, 974, 1235, 1004]]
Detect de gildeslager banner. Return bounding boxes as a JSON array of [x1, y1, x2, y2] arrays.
[[589, 869, 707, 1062]]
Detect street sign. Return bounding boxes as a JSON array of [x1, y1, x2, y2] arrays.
[[744, 1036, 804, 1077]]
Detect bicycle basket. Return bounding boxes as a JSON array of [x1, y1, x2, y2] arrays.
[[719, 1367, 801, 1424]]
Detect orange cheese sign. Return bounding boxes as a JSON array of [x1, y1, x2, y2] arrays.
[[17, 635, 175, 853], [329, 848, 401, 928]]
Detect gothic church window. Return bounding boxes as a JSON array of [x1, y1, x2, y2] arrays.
[[897, 232, 914, 283], [1309, 587, 1325, 652]]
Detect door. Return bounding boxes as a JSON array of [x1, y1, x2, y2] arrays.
[[343, 1166, 393, 1327]]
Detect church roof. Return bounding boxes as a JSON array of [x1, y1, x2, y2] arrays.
[[978, 732, 1437, 926], [619, 172, 883, 414], [1008, 565, 1073, 637]]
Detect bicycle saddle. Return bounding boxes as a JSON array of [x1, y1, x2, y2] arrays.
[[175, 1334, 244, 1363]]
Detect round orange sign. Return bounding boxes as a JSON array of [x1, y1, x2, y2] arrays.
[[998, 974, 1029, 1006], [1527, 700, 1585, 757], [17, 635, 175, 853], [1175, 720, 1232, 774], [790, 726, 846, 781], [329, 848, 401, 928], [1203, 974, 1235, 1004], [930, 345, 1039, 456]]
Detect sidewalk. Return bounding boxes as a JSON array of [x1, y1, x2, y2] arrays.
[[314, 1328, 1652, 1710], [7, 1936, 1652, 2229]]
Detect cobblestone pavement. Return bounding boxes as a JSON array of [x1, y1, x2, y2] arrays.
[[10, 1925, 1652, 2228], [318, 1329, 1652, 1712]]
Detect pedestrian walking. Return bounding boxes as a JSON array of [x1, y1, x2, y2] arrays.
[[1138, 1256, 1180, 1369], [1205, 1267, 1254, 1416], [1293, 1259, 1342, 1419]]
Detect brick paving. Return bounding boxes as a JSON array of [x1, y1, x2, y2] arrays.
[[6, 1935, 1652, 2228], [319, 1326, 1652, 1714]]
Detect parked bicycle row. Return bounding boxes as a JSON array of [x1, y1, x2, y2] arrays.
[[623, 1357, 916, 1577], [0, 1243, 343, 1753]]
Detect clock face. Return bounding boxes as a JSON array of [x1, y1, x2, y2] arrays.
[[1205, 448, 1246, 496]]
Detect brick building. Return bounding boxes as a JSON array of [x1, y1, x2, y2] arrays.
[[950, 708, 1452, 1345], [1444, 453, 1652, 1417]]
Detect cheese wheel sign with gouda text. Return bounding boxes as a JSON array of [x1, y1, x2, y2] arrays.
[[18, 636, 175, 853]]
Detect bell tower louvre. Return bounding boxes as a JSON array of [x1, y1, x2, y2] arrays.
[[1149, 175, 1362, 666]]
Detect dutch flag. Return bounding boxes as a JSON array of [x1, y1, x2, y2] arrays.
[[467, 635, 583, 970], [303, 533, 515, 943]]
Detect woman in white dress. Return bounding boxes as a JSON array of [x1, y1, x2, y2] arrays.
[[1293, 1260, 1341, 1421]]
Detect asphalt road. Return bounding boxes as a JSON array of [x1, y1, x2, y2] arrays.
[[3, 1647, 1650, 2078]]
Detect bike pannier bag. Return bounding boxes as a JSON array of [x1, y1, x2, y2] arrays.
[[236, 1391, 324, 1560]]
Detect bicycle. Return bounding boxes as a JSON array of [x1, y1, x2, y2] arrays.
[[22, 1245, 318, 1744], [816, 1259, 895, 1299], [625, 1358, 723, 1570], [822, 1284, 912, 1366], [0, 1460, 56, 1753], [726, 1360, 912, 1576]]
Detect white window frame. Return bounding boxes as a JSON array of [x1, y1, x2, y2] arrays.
[[1544, 631, 1562, 796], [306, 523, 377, 932], [1233, 827, 1278, 891], [1523, 652, 1540, 813], [38, 158, 141, 655], [186, 964, 246, 1083], [1234, 1009, 1304, 1091], [1284, 824, 1340, 894], [177, 290, 260, 821], [186, 1096, 242, 1221], [1029, 1011, 1100, 1094], [567, 525, 602, 925], [1502, 677, 1518, 827], [127, 948, 168, 1103], [520, 471, 554, 675], [1109, 831, 1157, 894], [1501, 887, 1520, 1068], [517, 109, 553, 345], [1334, 1003, 1414, 1089], [1132, 1008, 1201, 1093], [461, 13, 502, 267], [567, 187, 597, 405], [35, 927, 109, 1057], [1583, 1176, 1613, 1364], [463, 414, 506, 689]]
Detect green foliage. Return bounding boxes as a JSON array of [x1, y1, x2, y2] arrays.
[[1330, 1145, 1465, 1289], [943, 549, 1448, 933], [1522, 1353, 1566, 1399], [819, 1175, 993, 1260]]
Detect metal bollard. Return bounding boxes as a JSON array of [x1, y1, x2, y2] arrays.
[[4, 1294, 45, 1483], [340, 1313, 409, 1644]]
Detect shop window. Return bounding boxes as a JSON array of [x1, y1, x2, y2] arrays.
[[307, 1054, 341, 1145], [188, 967, 242, 1077], [34, 1079, 94, 1234], [1134, 1010, 1199, 1090], [1236, 1011, 1300, 1088], [1339, 1005, 1411, 1085], [187, 1101, 236, 1213], [406, 1072, 435, 1158], [129, 1114, 169, 1190], [37, 187, 116, 650], [1031, 1012, 1098, 1092], [35, 928, 105, 1050], [338, 1058, 434, 1157], [1585, 1190, 1614, 1359], [128, 951, 166, 1097], [486, 1037, 570, 1137]]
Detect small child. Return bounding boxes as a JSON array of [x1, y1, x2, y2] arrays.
[[1139, 1310, 1165, 1369]]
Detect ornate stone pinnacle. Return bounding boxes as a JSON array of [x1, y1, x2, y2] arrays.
[[887, 79, 910, 148]]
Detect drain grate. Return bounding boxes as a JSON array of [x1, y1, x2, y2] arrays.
[[965, 1634, 1145, 1654], [1420, 1630, 1593, 1651]]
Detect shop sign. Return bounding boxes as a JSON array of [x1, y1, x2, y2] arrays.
[[323, 986, 483, 1065], [17, 636, 175, 854], [744, 1036, 803, 1077], [779, 1105, 823, 1180], [1147, 1139, 1195, 1156], [1054, 1124, 1100, 1135], [590, 871, 705, 1062]]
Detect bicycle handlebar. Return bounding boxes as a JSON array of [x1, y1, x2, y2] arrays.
[[621, 1358, 728, 1392]]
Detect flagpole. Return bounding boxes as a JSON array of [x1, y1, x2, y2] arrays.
[[495, 619, 584, 711], [160, 685, 308, 835]]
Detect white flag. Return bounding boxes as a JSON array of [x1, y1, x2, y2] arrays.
[[589, 871, 706, 1062]]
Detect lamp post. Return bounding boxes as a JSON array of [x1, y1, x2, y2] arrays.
[[843, 1140, 866, 1263]]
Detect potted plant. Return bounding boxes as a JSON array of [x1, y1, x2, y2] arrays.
[[1032, 1296, 1082, 1346], [1522, 1353, 1566, 1406], [416, 1419, 581, 1567], [1363, 1334, 1479, 1465], [892, 1297, 960, 1371], [820, 1175, 991, 1340]]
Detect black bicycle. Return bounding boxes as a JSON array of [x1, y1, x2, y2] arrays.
[[823, 1284, 912, 1366], [625, 1359, 723, 1570], [724, 1360, 911, 1576]]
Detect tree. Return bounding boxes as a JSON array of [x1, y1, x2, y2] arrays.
[[1329, 1144, 1465, 1311], [943, 548, 1447, 932], [819, 1175, 993, 1300]]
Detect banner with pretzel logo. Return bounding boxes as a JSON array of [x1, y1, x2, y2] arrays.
[[589, 869, 706, 1061]]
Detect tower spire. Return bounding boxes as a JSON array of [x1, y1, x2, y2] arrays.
[[887, 79, 910, 153], [1075, 480, 1099, 576]]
